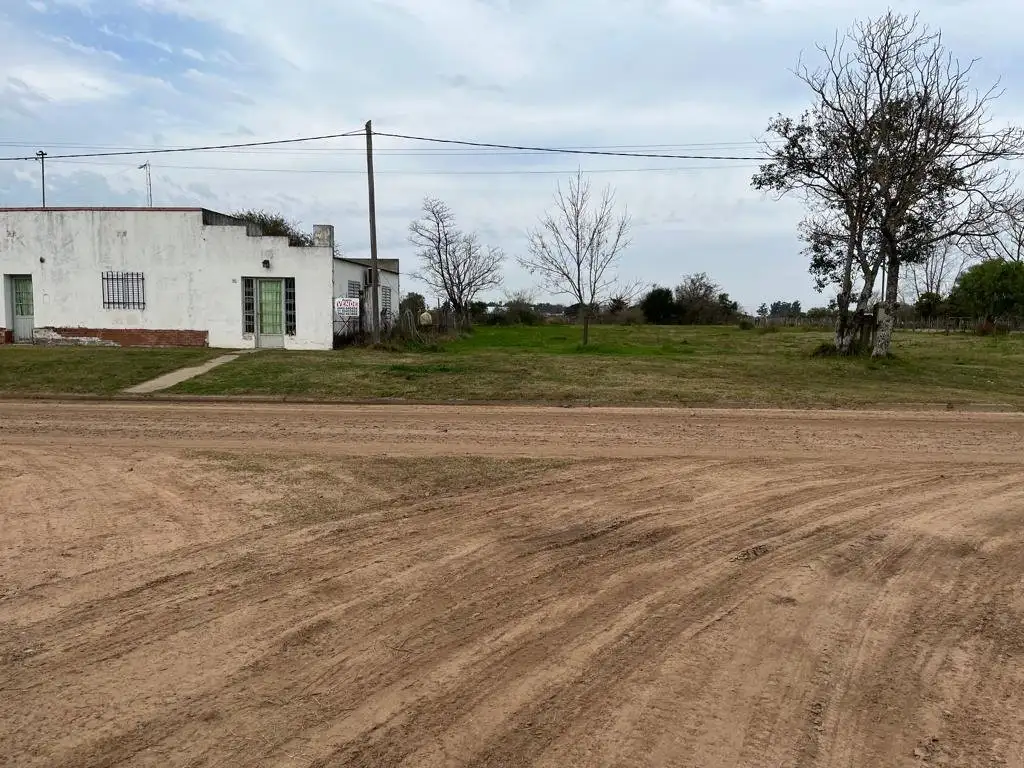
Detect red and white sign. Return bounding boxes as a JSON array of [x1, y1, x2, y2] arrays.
[[334, 297, 359, 319]]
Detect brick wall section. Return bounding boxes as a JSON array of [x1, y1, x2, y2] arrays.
[[38, 328, 209, 347]]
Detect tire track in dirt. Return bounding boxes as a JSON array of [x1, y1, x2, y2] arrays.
[[4, 466, 1007, 765], [3, 401, 1024, 463], [303, 470, 995, 766], [2, 402, 1024, 767], [455, 475, 998, 767]]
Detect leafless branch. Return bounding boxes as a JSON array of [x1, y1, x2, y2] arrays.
[[517, 171, 631, 343], [608, 278, 649, 305], [902, 239, 973, 300], [408, 197, 504, 318], [964, 193, 1024, 263]]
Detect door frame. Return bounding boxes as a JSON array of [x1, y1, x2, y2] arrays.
[[254, 277, 285, 349], [7, 274, 34, 343]]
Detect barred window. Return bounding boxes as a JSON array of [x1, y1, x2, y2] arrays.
[[381, 286, 392, 315], [347, 280, 361, 298], [102, 271, 146, 310], [284, 277, 296, 335], [242, 277, 255, 334]]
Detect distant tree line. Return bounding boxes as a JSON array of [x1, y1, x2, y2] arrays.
[[921, 260, 1024, 325], [638, 273, 739, 325]]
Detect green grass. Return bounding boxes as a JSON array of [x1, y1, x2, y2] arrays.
[[169, 325, 1024, 409], [0, 346, 224, 395]]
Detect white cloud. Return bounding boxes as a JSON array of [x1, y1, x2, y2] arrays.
[[98, 24, 174, 54], [6, 63, 124, 103], [41, 33, 123, 60]]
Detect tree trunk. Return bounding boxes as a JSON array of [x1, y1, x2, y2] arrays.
[[580, 305, 590, 345], [835, 309, 855, 354], [833, 232, 860, 354], [834, 288, 855, 353], [836, 259, 884, 355], [834, 288, 856, 354], [455, 303, 471, 330], [872, 249, 901, 358]]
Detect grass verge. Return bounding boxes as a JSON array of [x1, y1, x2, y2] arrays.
[[170, 325, 1024, 409], [0, 346, 224, 395]]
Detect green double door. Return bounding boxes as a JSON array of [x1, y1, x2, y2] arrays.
[[256, 279, 284, 348]]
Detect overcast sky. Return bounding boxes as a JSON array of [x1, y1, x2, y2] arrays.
[[2, 0, 1023, 310]]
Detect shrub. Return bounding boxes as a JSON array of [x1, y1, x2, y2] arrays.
[[811, 342, 839, 357], [618, 307, 645, 326], [640, 287, 677, 324], [506, 305, 543, 325], [976, 319, 1008, 336], [738, 319, 754, 331], [599, 306, 644, 325], [483, 311, 512, 326], [483, 306, 543, 326]]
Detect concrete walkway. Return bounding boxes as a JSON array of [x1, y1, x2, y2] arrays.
[[124, 350, 251, 394]]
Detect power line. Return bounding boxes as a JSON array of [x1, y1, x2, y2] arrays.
[[3, 145, 767, 159], [371, 131, 767, 161], [0, 129, 769, 163], [0, 129, 366, 162], [49, 158, 760, 175], [0, 139, 774, 154]]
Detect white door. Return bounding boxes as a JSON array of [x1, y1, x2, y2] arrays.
[[11, 276, 33, 343]]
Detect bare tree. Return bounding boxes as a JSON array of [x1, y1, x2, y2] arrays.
[[755, 11, 1024, 356], [502, 288, 535, 306], [607, 278, 649, 307], [902, 239, 972, 301], [966, 196, 1024, 263], [408, 197, 504, 322], [518, 171, 631, 344]]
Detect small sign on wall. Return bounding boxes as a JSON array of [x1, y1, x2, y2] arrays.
[[334, 297, 359, 320]]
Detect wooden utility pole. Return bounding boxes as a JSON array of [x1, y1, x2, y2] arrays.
[[365, 120, 381, 344], [139, 162, 153, 206], [36, 151, 47, 208]]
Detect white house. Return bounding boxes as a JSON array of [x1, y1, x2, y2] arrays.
[[0, 207, 399, 349], [332, 256, 401, 336]]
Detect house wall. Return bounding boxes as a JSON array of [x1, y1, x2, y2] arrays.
[[0, 209, 335, 349], [331, 258, 401, 326], [378, 268, 401, 321]]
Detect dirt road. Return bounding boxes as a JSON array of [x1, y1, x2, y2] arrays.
[[2, 401, 1023, 767]]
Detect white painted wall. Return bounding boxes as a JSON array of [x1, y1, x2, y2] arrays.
[[0, 208, 336, 349], [378, 268, 401, 322], [331, 257, 401, 327]]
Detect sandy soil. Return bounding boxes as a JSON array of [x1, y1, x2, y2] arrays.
[[2, 401, 1024, 767]]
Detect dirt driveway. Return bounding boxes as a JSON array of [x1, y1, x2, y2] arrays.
[[2, 401, 1023, 767]]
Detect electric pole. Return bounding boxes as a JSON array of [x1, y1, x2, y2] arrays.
[[138, 162, 153, 207], [365, 120, 381, 344], [36, 151, 47, 208]]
